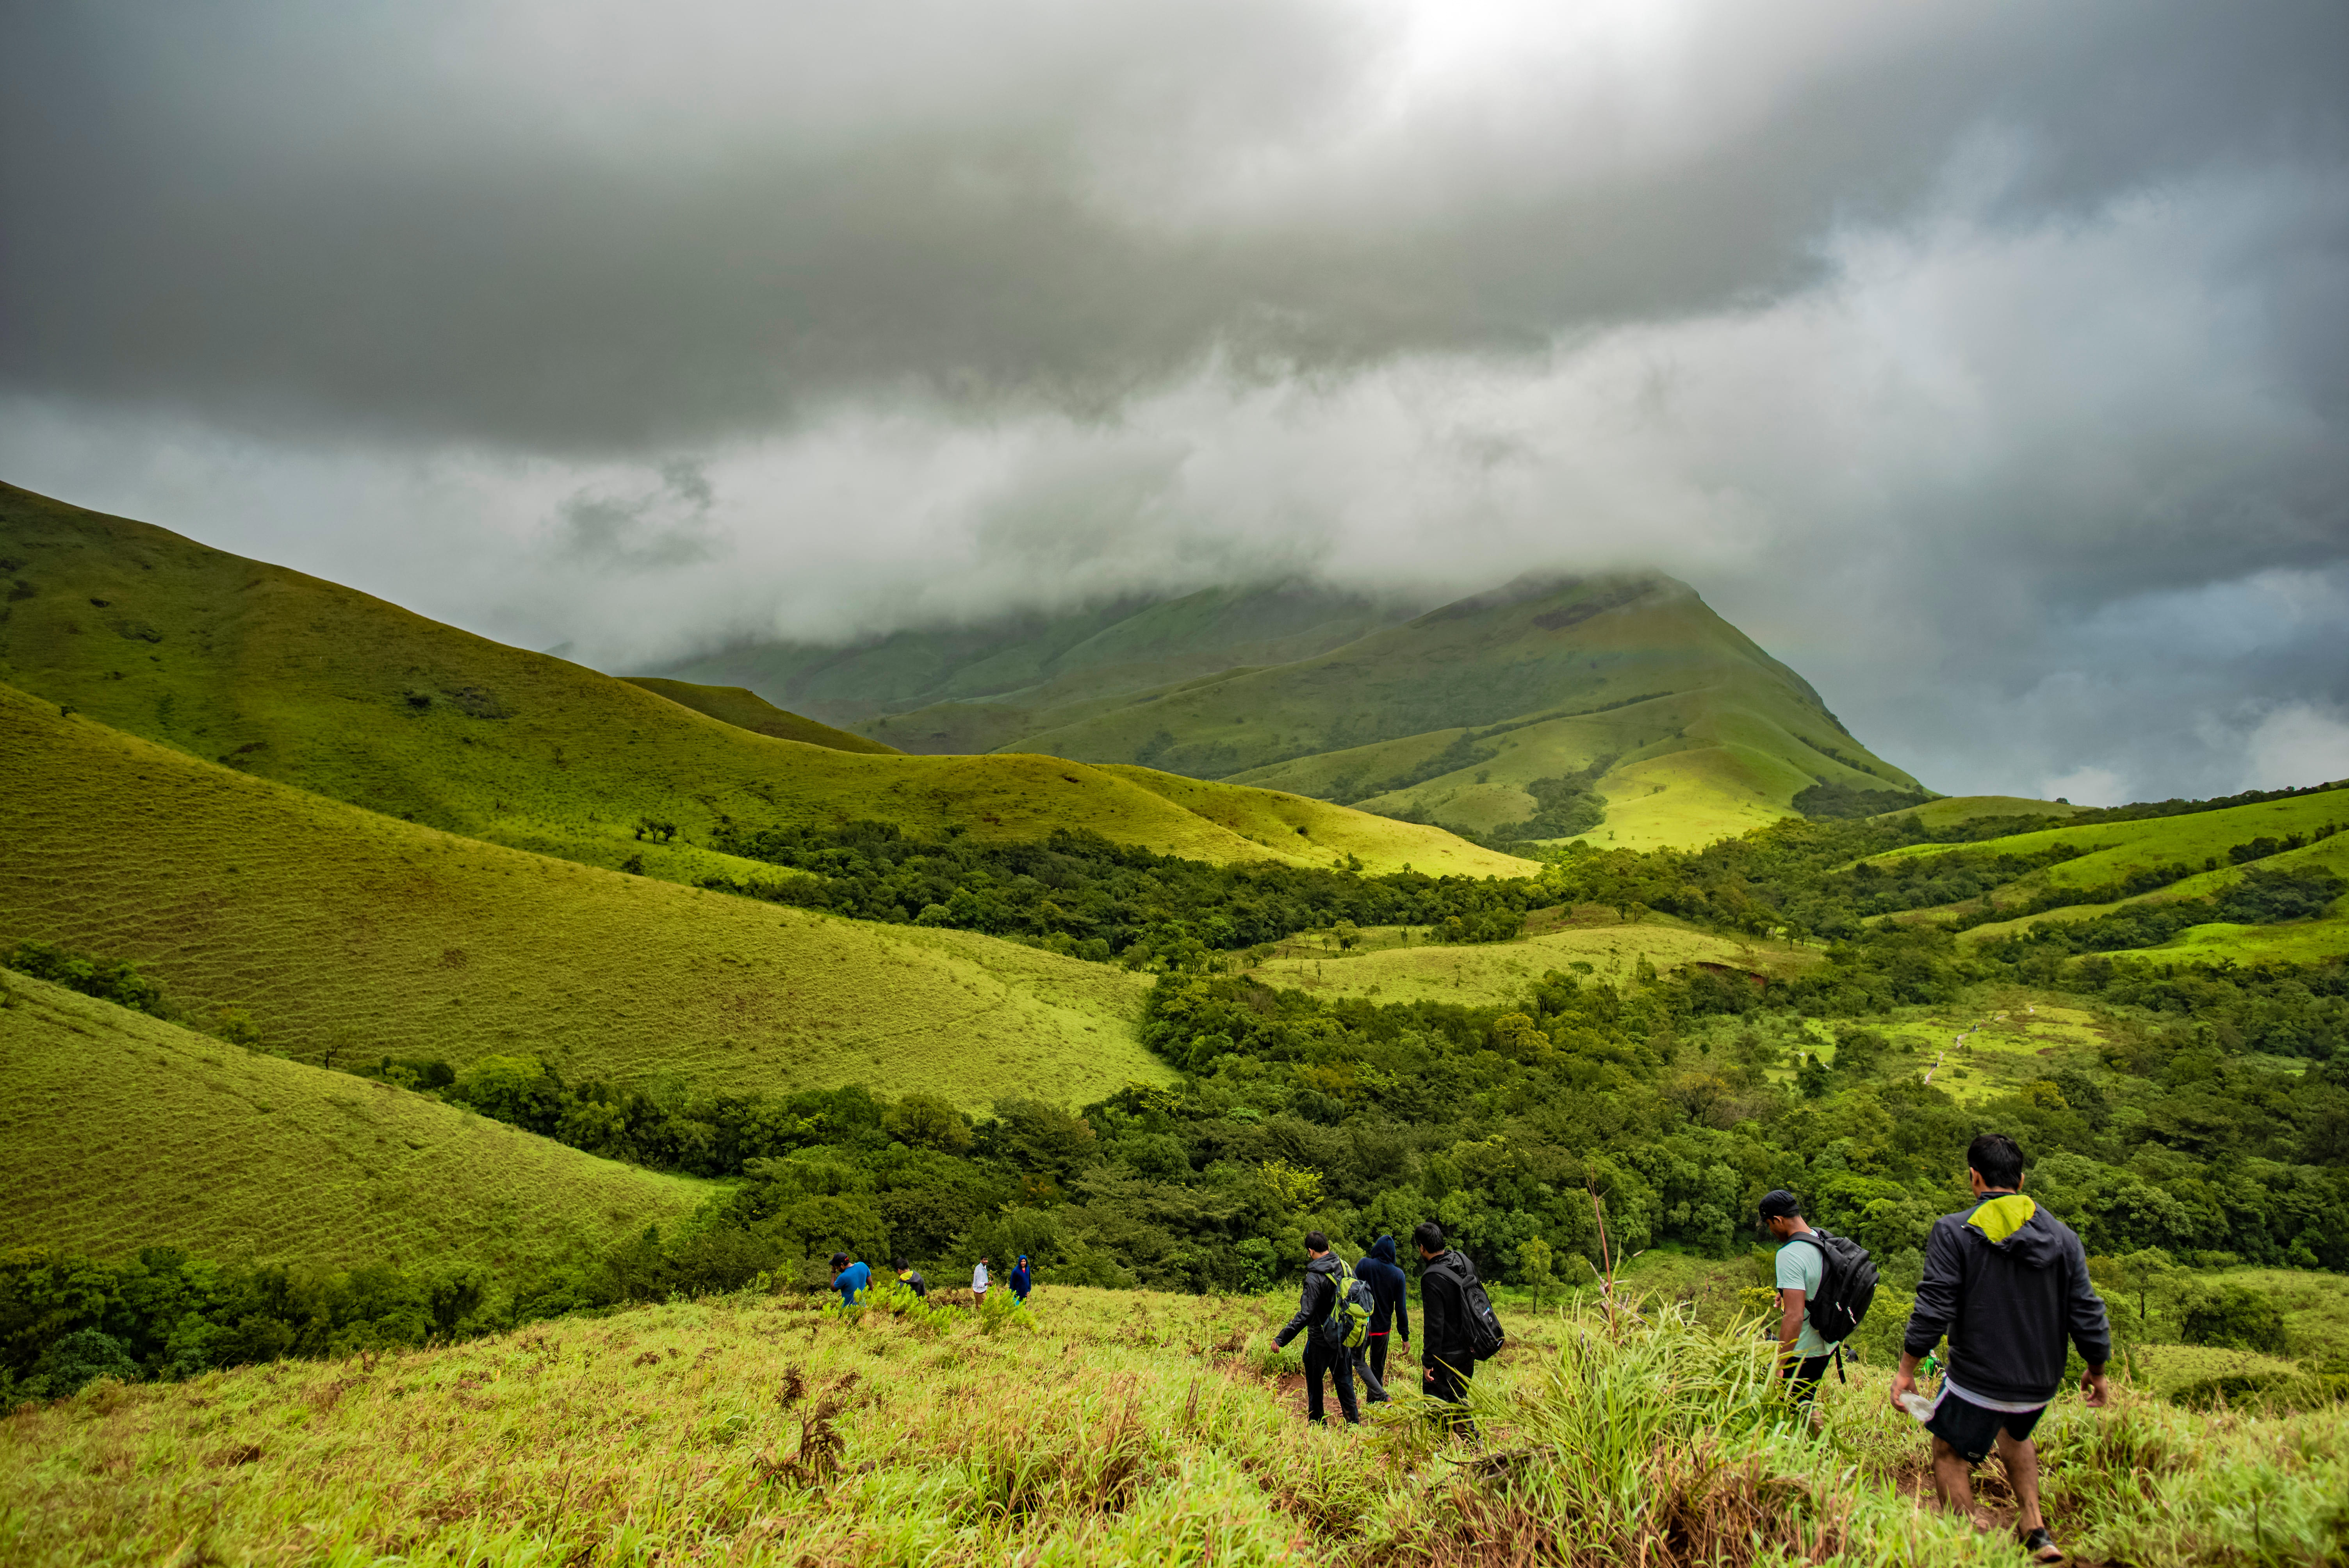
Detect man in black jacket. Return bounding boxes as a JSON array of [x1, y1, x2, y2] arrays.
[[1357, 1234, 1411, 1399], [1893, 1135, 2111, 1564], [1413, 1221, 1476, 1424], [1272, 1231, 1361, 1426]]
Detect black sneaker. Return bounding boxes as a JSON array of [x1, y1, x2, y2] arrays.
[[2019, 1526, 2064, 1563]]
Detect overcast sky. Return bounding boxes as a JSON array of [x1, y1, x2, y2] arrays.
[[5, 0, 2346, 804]]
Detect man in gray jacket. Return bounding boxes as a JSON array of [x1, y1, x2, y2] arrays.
[[1271, 1231, 1361, 1426], [1892, 1135, 2111, 1564]]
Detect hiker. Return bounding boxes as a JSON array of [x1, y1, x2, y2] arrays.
[[1271, 1231, 1362, 1426], [1413, 1221, 1478, 1422], [893, 1256, 927, 1298], [1009, 1254, 1032, 1304], [829, 1252, 871, 1306], [1356, 1234, 1410, 1401], [1891, 1135, 2112, 1565], [971, 1256, 991, 1300], [1758, 1189, 1842, 1406]]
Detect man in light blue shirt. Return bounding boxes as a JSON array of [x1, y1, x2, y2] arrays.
[[1759, 1189, 1839, 1406]]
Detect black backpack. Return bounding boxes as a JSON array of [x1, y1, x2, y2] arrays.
[[1432, 1253, 1506, 1361], [1788, 1229, 1878, 1342]]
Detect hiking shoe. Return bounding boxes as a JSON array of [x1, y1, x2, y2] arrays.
[[2019, 1526, 2064, 1563]]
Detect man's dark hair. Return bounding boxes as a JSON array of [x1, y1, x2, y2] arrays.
[[1413, 1221, 1446, 1254], [1968, 1133, 2026, 1190], [829, 1252, 849, 1270], [1303, 1230, 1328, 1253], [891, 1256, 907, 1270]]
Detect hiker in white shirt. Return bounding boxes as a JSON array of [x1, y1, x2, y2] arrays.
[[971, 1256, 991, 1298]]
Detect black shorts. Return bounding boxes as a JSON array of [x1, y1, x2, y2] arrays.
[[1925, 1388, 2046, 1463]]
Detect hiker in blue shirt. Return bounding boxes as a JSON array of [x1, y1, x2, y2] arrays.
[[829, 1251, 872, 1306], [1355, 1234, 1410, 1402], [1757, 1190, 1841, 1406], [1009, 1255, 1032, 1303]]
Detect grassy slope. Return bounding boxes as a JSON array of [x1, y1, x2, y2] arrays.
[[1094, 766, 1533, 877], [7, 1282, 2341, 1568], [0, 971, 707, 1274], [0, 483, 1514, 878], [1248, 913, 1818, 1008], [0, 684, 1170, 1109], [1893, 795, 2081, 829], [1872, 789, 2349, 963], [664, 580, 1412, 730], [620, 678, 903, 754], [1878, 788, 2349, 888]]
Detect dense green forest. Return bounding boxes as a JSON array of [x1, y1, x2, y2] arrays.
[[10, 802, 2349, 1399]]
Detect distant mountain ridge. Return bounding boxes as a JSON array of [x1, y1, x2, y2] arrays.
[[656, 572, 1928, 850]]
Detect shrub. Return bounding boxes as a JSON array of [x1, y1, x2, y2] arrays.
[[2171, 1371, 2349, 1414], [29, 1329, 140, 1398], [2179, 1283, 2290, 1354], [5, 941, 169, 1017]]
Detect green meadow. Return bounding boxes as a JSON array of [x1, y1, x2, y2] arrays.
[[0, 683, 1167, 1109], [7, 1278, 2346, 1567], [0, 971, 707, 1274]]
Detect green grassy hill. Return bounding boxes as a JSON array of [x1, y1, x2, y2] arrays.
[[1873, 787, 2349, 962], [671, 571, 1927, 851], [0, 682, 1171, 1108], [1893, 794, 2082, 829], [661, 579, 1415, 734], [620, 677, 902, 754], [0, 483, 1524, 878], [1064, 574, 1925, 850], [0, 969, 708, 1274]]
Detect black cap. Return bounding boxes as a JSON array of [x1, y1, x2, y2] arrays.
[[1757, 1189, 1802, 1219]]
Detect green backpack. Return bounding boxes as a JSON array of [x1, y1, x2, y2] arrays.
[[1323, 1258, 1376, 1352]]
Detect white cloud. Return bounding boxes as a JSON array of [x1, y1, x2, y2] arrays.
[[2242, 705, 2349, 793], [2039, 768, 2126, 809]]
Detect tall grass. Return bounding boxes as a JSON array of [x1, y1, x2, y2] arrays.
[[4, 1285, 2344, 1566]]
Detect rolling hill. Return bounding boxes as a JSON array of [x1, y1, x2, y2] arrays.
[[0, 682, 1173, 1108], [0, 969, 709, 1274], [621, 677, 902, 753], [1871, 786, 2349, 963], [665, 572, 1928, 850], [0, 482, 1526, 878]]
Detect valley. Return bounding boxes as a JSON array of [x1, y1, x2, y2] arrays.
[[4, 489, 2345, 1568]]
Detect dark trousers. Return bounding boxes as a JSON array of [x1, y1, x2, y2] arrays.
[[1367, 1329, 1399, 1389], [1303, 1340, 1362, 1425], [1785, 1352, 1834, 1406], [1423, 1351, 1476, 1433], [1423, 1353, 1475, 1404], [1353, 1342, 1388, 1403]]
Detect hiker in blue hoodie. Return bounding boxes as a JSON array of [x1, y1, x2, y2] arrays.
[[829, 1252, 872, 1307], [1271, 1231, 1362, 1426], [1892, 1135, 2111, 1566], [1009, 1255, 1032, 1304], [1355, 1234, 1411, 1402]]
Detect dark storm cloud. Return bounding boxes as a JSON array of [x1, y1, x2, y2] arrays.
[[4, 0, 2343, 452], [3, 0, 2347, 804]]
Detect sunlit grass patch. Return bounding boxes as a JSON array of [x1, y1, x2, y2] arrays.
[[9, 1285, 2346, 1567]]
